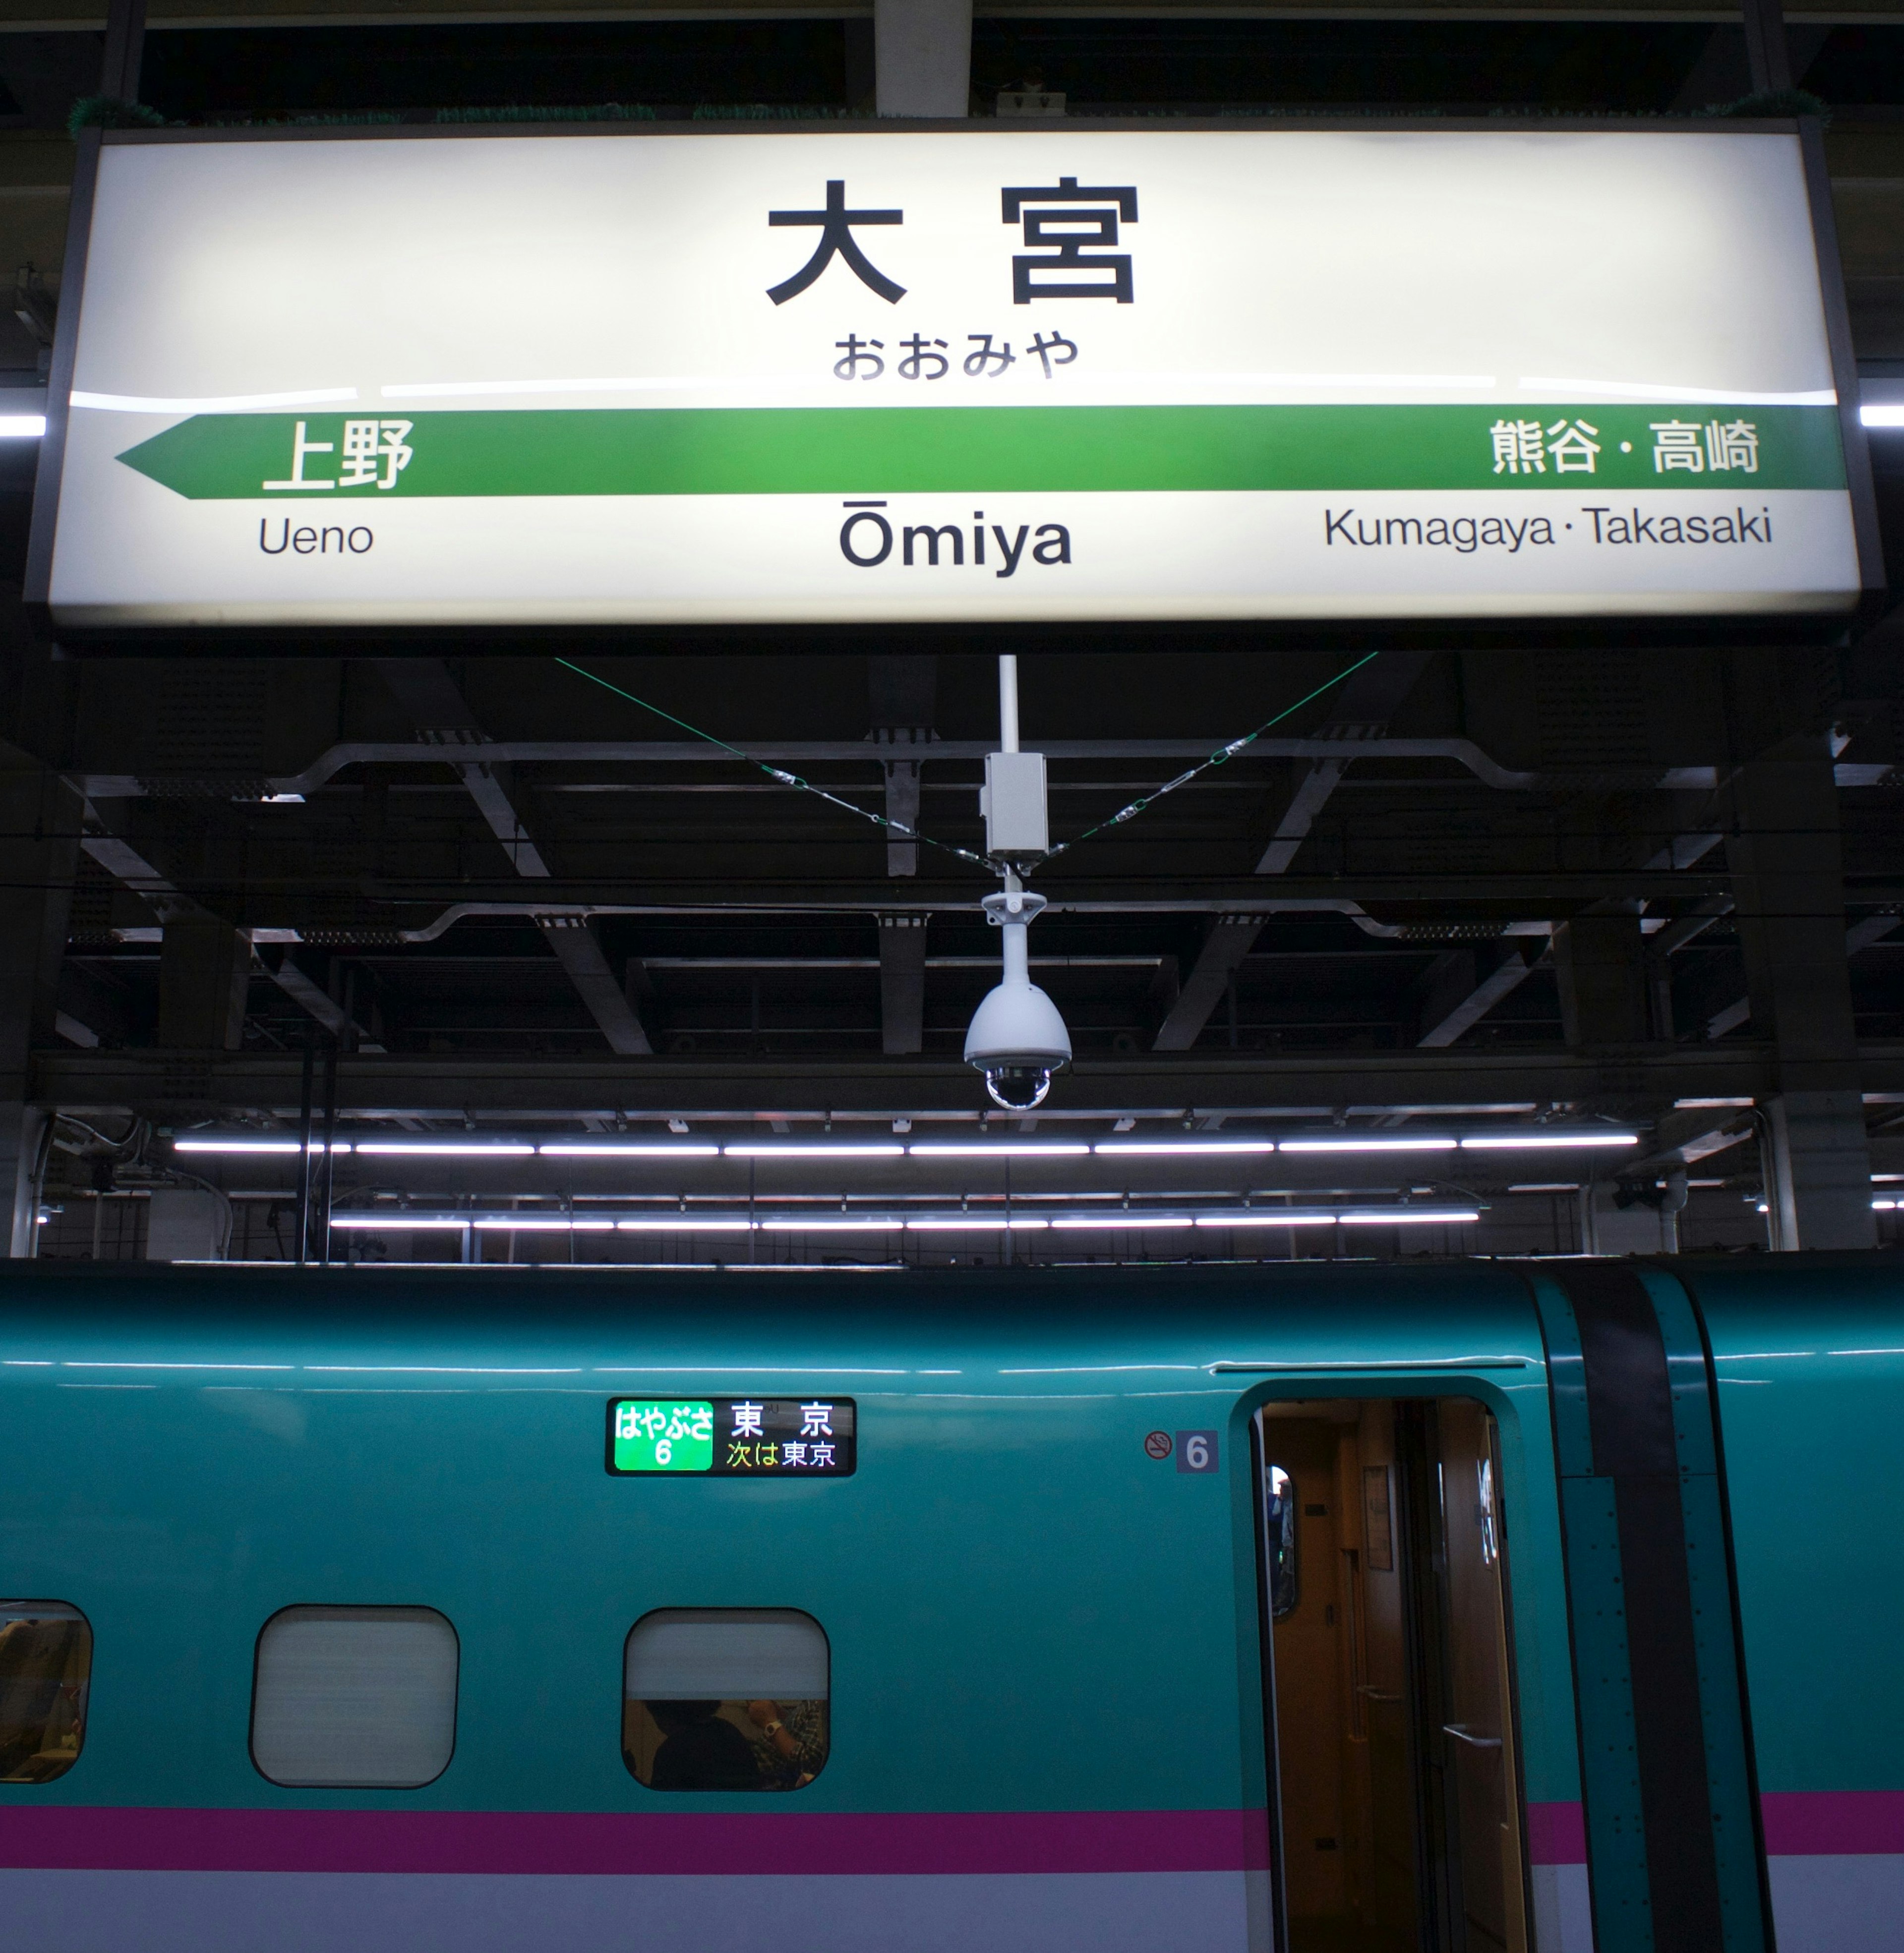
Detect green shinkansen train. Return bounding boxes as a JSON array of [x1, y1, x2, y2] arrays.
[[0, 1253, 1898, 1953]]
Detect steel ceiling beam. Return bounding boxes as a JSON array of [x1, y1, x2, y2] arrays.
[[39, 1040, 1904, 1122], [1153, 915, 1268, 1051], [536, 915, 653, 1057], [69, 739, 1746, 802], [1256, 649, 1433, 875], [373, 660, 653, 1056], [1417, 947, 1544, 1048], [878, 913, 928, 1055], [362, 880, 1729, 933], [254, 948, 372, 1048], [1153, 658, 1438, 1048], [1706, 914, 1901, 1041]]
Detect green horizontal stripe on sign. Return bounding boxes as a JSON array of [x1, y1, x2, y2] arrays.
[[114, 402, 1847, 501]]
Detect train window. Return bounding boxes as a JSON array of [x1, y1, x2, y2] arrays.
[[0, 1601, 92, 1783], [251, 1606, 458, 1788], [1264, 1465, 1299, 1618], [623, 1609, 829, 1791]]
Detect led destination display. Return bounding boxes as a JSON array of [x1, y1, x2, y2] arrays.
[[607, 1397, 857, 1476], [38, 124, 1865, 627]]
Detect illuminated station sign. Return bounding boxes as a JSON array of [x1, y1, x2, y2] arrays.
[[35, 124, 1865, 630], [607, 1397, 857, 1476]]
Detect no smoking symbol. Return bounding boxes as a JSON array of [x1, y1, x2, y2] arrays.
[[1143, 1430, 1173, 1460]]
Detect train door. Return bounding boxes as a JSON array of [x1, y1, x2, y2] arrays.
[[1254, 1400, 1529, 1953]]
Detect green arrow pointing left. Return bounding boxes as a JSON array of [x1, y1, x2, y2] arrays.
[[113, 404, 1849, 500]]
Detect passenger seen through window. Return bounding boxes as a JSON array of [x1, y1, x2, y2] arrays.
[[746, 1696, 825, 1787], [646, 1700, 762, 1789], [624, 1609, 829, 1791], [0, 1601, 92, 1783]]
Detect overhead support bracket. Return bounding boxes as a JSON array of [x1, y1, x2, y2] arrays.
[[1152, 916, 1265, 1052], [374, 660, 649, 1057], [879, 913, 928, 1056], [1417, 947, 1541, 1048], [537, 916, 653, 1058], [1255, 650, 1435, 876]]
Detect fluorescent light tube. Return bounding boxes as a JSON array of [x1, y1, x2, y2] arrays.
[[753, 1217, 897, 1231], [1049, 1214, 1195, 1229], [471, 1216, 614, 1231], [1337, 1209, 1480, 1225], [905, 1216, 1050, 1231], [329, 1213, 467, 1230], [538, 1143, 721, 1157], [616, 1216, 751, 1232], [723, 1143, 906, 1158], [908, 1143, 1091, 1157], [1193, 1211, 1339, 1227]]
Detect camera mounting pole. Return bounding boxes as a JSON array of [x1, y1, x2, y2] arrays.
[[964, 656, 1071, 1110]]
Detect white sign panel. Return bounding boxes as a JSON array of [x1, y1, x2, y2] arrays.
[[41, 124, 1860, 628]]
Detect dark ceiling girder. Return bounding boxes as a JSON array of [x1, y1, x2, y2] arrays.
[[1621, 1103, 1761, 1179], [1153, 915, 1268, 1051], [1256, 649, 1434, 874], [255, 948, 362, 1046], [40, 1041, 1904, 1122], [76, 799, 182, 922], [1417, 947, 1543, 1048], [372, 660, 652, 1055], [869, 655, 937, 879], [1153, 651, 1454, 1049], [70, 738, 1750, 802], [78, 800, 378, 1048], [54, 961, 133, 1049], [369, 875, 1737, 930], [536, 916, 653, 1056], [1706, 913, 1900, 1041], [878, 914, 928, 1055]]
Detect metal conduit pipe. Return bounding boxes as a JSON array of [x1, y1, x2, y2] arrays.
[[70, 740, 1736, 802], [388, 896, 1427, 942]]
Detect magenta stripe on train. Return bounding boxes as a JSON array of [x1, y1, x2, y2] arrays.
[[1760, 1792, 1904, 1855], [1526, 1795, 1904, 1868], [2, 1797, 1895, 1874], [0, 1807, 1271, 1875], [1526, 1803, 1586, 1864]]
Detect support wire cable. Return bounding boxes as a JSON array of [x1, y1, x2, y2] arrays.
[[554, 656, 997, 874], [1028, 650, 1380, 866], [553, 650, 1380, 875]]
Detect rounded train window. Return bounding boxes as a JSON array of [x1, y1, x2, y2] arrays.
[[251, 1605, 459, 1788], [623, 1609, 829, 1791], [0, 1601, 92, 1783]]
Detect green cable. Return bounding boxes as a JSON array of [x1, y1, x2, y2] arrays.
[[1035, 649, 1380, 863], [555, 648, 1382, 877]]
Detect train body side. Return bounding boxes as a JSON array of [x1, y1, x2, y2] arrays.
[[1688, 1257, 1904, 1953], [0, 1261, 1570, 1953]]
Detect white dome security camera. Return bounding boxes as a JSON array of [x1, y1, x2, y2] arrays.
[[965, 888, 1071, 1111]]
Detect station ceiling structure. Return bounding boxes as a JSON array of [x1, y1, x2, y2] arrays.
[[0, 0, 1897, 1263]]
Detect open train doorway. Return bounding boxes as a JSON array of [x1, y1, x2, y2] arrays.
[[1253, 1400, 1530, 1953]]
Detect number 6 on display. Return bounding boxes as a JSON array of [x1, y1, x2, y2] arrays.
[[1176, 1430, 1218, 1474]]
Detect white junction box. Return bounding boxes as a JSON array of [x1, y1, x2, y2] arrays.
[[982, 751, 1050, 857]]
